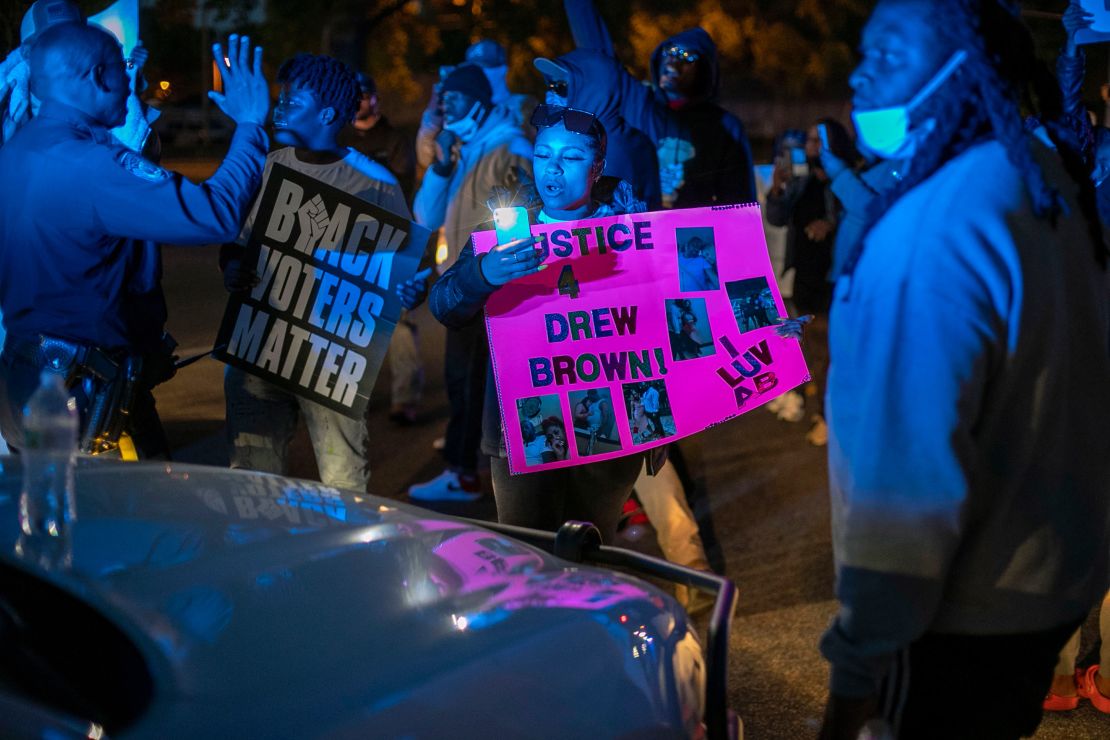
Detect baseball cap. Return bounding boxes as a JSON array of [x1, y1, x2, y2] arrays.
[[465, 39, 507, 68], [533, 57, 570, 83], [20, 0, 83, 45]]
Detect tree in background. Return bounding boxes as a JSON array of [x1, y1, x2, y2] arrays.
[[12, 1, 1096, 124], [98, 0, 874, 112]]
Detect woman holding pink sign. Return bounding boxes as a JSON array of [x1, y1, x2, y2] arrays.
[[423, 105, 659, 541]]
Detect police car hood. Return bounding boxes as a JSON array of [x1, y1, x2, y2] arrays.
[[0, 459, 703, 738]]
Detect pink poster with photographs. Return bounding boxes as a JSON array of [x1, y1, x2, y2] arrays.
[[472, 204, 810, 475]]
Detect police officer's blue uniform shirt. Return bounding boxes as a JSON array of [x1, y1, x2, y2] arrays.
[[0, 101, 268, 351]]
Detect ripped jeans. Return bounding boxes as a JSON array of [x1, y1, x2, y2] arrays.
[[224, 366, 369, 491]]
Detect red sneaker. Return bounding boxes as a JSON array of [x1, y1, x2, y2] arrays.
[[620, 497, 649, 527], [1077, 664, 1110, 714], [1042, 690, 1079, 711]]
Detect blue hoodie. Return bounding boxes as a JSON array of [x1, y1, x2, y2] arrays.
[[553, 49, 662, 210], [563, 2, 756, 208]]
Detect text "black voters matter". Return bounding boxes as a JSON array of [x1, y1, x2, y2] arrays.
[[215, 166, 426, 418]]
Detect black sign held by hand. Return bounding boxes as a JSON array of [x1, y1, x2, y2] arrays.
[[215, 164, 432, 419]]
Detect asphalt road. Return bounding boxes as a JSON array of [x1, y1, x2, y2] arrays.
[[152, 160, 1105, 739]]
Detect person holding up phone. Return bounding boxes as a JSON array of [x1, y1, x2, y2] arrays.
[[408, 64, 533, 502], [765, 118, 856, 446], [412, 105, 659, 540]]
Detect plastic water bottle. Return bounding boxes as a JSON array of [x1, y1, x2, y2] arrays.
[[18, 371, 79, 540]]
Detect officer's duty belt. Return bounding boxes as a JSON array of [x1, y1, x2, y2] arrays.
[[2, 334, 139, 455], [3, 334, 121, 381]]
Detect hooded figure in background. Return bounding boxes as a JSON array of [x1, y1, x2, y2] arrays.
[[534, 51, 661, 210], [562, 1, 756, 208], [643, 27, 755, 208]]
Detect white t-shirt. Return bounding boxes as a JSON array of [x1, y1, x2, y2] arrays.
[[239, 146, 410, 242]]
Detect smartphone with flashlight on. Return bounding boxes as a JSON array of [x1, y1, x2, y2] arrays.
[[494, 206, 532, 246]]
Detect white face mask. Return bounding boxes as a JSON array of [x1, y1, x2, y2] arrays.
[[852, 50, 967, 160], [443, 101, 485, 142]]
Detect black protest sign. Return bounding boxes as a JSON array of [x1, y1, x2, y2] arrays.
[[215, 164, 431, 419]]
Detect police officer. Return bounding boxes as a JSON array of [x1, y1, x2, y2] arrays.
[[0, 25, 271, 453]]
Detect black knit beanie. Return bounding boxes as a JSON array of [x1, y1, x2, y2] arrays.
[[441, 63, 493, 108]]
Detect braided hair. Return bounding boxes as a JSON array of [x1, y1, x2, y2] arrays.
[[277, 53, 361, 126], [852, 0, 1105, 271]]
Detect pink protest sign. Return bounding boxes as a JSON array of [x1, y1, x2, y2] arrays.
[[473, 204, 809, 475]]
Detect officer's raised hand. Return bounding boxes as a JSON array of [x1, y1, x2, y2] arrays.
[[208, 34, 269, 126]]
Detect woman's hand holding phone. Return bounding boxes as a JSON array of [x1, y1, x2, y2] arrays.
[[480, 237, 546, 286]]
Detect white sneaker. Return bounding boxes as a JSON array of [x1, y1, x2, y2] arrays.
[[432, 436, 446, 451], [777, 391, 805, 422], [408, 469, 481, 502]]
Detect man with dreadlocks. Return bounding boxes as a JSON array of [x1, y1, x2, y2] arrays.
[[818, 2, 1110, 738], [221, 53, 410, 491]]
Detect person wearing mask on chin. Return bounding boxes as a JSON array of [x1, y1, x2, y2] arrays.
[[0, 27, 269, 453], [220, 54, 410, 491], [415, 40, 535, 177], [409, 64, 532, 502], [818, 1, 1110, 738], [559, 2, 753, 609]]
